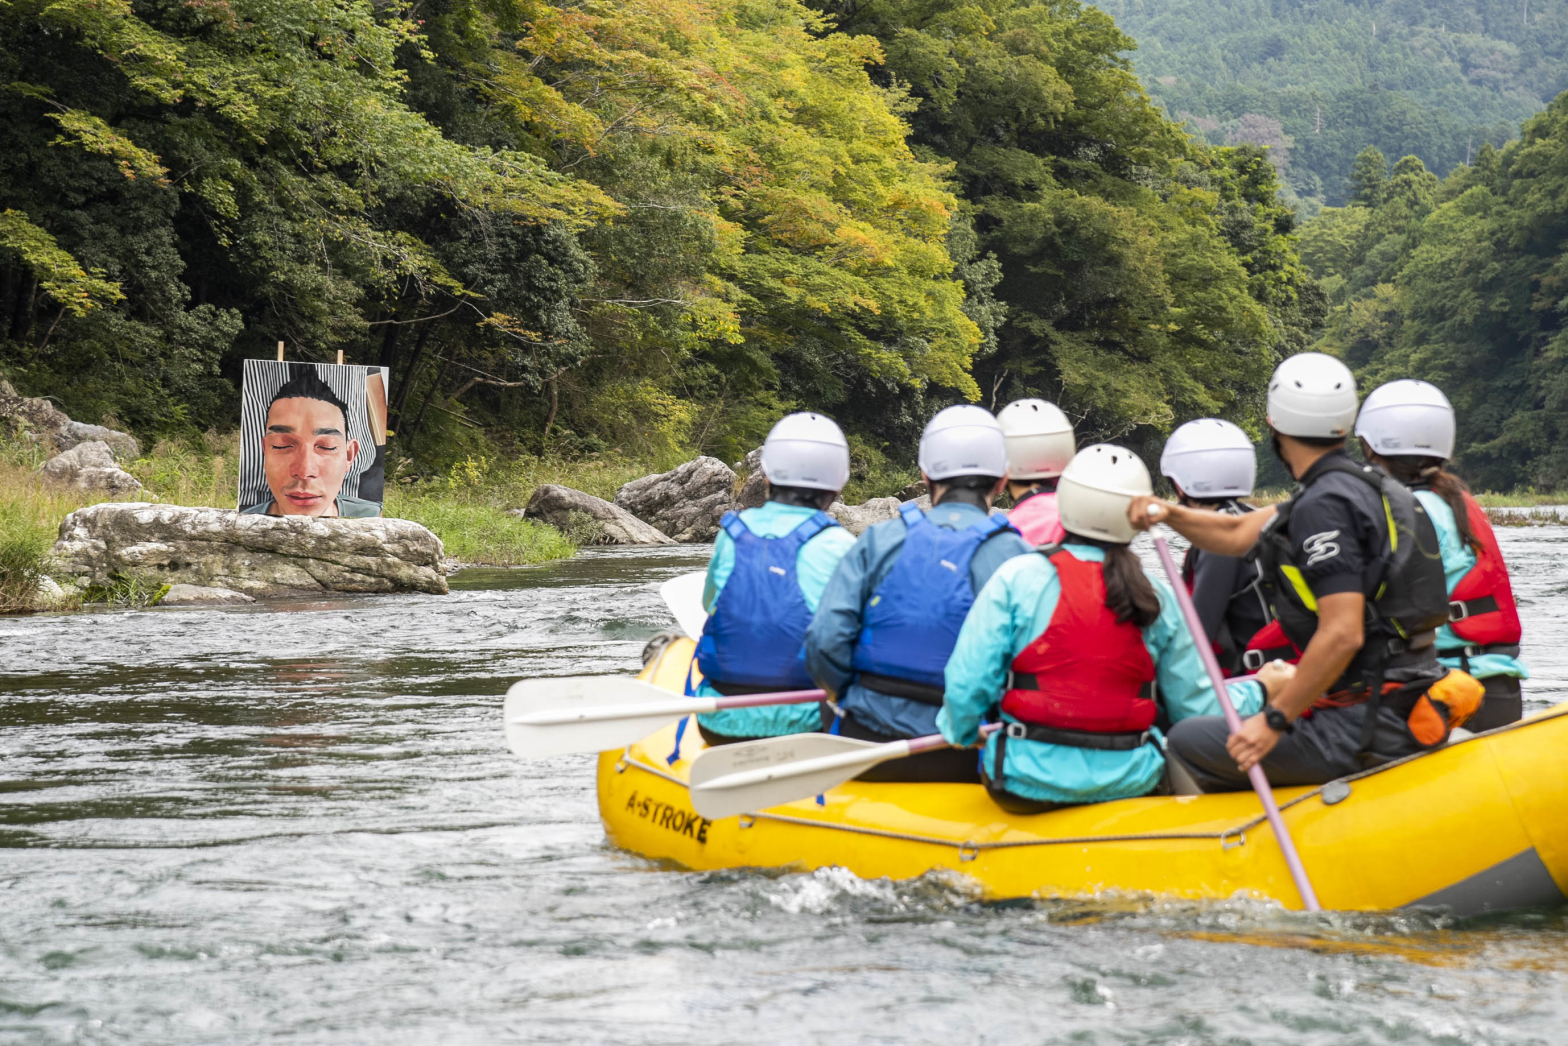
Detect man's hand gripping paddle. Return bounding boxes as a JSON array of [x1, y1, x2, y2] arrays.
[[504, 677, 826, 759], [1148, 509, 1322, 911]]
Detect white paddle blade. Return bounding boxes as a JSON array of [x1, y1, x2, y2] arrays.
[[660, 572, 709, 639], [687, 733, 902, 819], [504, 676, 706, 758]]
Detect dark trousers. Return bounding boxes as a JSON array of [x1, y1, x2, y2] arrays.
[[1466, 674, 1523, 733], [1165, 704, 1423, 792], [832, 711, 983, 784]]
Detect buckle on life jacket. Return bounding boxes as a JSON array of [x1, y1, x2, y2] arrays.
[[1449, 596, 1499, 622], [1242, 645, 1296, 671], [1001, 719, 1153, 751], [1457, 642, 1520, 659]]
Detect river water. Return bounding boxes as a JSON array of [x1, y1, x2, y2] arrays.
[[2, 531, 1566, 1044]]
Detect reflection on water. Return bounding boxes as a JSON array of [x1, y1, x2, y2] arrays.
[[1, 536, 1564, 1044]]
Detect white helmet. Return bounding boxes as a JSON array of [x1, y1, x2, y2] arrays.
[[760, 412, 850, 491], [1056, 444, 1153, 545], [1160, 419, 1256, 498], [997, 399, 1075, 480], [1355, 379, 1455, 459], [918, 404, 1008, 481], [1267, 352, 1358, 439]]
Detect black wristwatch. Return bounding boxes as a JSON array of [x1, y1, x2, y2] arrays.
[[1262, 705, 1293, 733]]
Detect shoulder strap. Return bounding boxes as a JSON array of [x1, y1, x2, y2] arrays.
[[1309, 455, 1385, 492], [974, 512, 1018, 538], [897, 501, 926, 527], [790, 509, 838, 542], [719, 511, 749, 540]]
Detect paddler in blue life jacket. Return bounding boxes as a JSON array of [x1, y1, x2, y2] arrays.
[[691, 412, 858, 745], [1354, 380, 1528, 731], [940, 445, 1286, 812], [805, 405, 1033, 782]]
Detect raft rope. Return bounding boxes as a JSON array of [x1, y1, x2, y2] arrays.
[[617, 695, 1568, 861]]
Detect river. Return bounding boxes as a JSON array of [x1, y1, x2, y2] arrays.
[[2, 531, 1566, 1044]]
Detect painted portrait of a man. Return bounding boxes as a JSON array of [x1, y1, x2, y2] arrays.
[[239, 361, 386, 518]]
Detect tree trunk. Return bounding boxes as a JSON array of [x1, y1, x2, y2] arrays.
[[390, 323, 433, 426], [406, 358, 450, 440], [377, 315, 401, 371]]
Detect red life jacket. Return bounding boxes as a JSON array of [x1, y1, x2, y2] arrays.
[[1000, 550, 1157, 733], [1445, 491, 1521, 647], [1240, 618, 1302, 673]]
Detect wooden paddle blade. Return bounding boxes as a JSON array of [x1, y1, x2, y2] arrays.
[[687, 733, 894, 819], [660, 572, 708, 639], [504, 676, 700, 759]]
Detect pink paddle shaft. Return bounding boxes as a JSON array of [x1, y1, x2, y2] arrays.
[[712, 689, 827, 709], [905, 721, 1001, 754], [1152, 535, 1322, 911]]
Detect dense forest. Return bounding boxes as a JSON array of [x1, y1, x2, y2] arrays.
[[1100, 0, 1568, 212], [0, 0, 1316, 478], [1300, 106, 1568, 489]]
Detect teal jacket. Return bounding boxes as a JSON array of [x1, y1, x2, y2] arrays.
[[938, 544, 1265, 804], [694, 501, 857, 737], [1413, 490, 1528, 681]]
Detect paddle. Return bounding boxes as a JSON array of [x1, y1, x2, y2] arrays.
[[504, 675, 826, 758], [688, 724, 999, 820], [660, 571, 709, 639], [1150, 531, 1323, 911]]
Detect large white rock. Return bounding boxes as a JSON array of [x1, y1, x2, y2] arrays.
[[39, 441, 142, 497], [616, 456, 738, 542], [826, 495, 933, 535], [159, 583, 257, 606], [520, 485, 675, 546], [0, 379, 138, 458], [47, 503, 448, 596]]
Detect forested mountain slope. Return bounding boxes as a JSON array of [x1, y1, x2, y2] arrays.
[[1098, 0, 1568, 211], [0, 0, 1318, 474], [1300, 112, 1568, 488]]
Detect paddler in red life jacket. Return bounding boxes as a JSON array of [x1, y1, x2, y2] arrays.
[[1159, 419, 1272, 677], [805, 405, 1034, 782], [939, 445, 1292, 812], [1130, 353, 1483, 792], [997, 398, 1074, 546], [1355, 379, 1528, 731], [690, 413, 857, 745]]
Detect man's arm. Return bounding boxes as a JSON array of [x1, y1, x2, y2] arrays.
[[804, 538, 877, 697], [1226, 591, 1364, 772], [1128, 497, 1276, 557]]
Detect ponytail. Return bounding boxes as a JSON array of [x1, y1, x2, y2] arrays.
[[1378, 456, 1478, 550], [1102, 544, 1161, 629]]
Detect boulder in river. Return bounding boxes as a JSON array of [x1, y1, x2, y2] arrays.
[[39, 441, 143, 497], [0, 379, 139, 459], [616, 456, 737, 542], [519, 485, 675, 546], [826, 494, 933, 535], [47, 503, 448, 596], [732, 448, 767, 510], [159, 583, 257, 607]]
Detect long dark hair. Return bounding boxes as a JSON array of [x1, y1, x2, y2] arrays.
[[1378, 455, 1478, 550], [1101, 543, 1162, 629]]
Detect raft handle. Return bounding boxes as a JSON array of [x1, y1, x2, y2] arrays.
[[959, 842, 979, 862], [739, 814, 756, 830], [1221, 827, 1246, 851]]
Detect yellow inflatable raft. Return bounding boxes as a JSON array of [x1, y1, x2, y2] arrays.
[[598, 638, 1568, 914]]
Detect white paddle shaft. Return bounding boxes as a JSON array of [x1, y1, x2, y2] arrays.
[[695, 741, 913, 792]]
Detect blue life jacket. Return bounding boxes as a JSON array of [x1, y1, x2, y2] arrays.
[[694, 510, 838, 692], [850, 502, 1015, 696]]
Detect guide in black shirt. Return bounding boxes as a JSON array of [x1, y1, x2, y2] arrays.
[[1132, 354, 1455, 791]]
